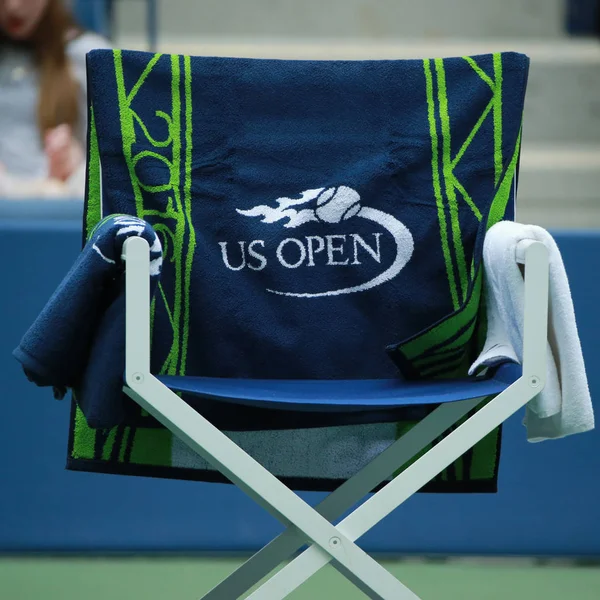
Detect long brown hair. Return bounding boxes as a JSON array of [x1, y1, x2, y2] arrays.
[[33, 0, 82, 137], [1, 0, 82, 138]]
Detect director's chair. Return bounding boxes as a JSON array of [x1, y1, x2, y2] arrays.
[[122, 234, 547, 599], [53, 49, 547, 598]]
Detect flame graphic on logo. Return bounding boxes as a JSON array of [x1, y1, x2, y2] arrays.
[[236, 188, 324, 228]]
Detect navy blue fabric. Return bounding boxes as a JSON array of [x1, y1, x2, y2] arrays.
[[15, 51, 528, 440], [159, 362, 521, 412], [159, 363, 522, 422], [13, 215, 162, 429], [87, 50, 528, 406], [153, 362, 521, 430]]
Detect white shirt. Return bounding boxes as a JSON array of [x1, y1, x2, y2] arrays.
[[0, 32, 111, 179]]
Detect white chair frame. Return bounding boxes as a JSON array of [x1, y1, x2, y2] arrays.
[[122, 235, 549, 600]]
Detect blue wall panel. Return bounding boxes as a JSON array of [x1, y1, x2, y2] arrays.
[[0, 213, 598, 555], [72, 0, 112, 38]]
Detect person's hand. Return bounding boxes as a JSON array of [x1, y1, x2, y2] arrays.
[[0, 158, 69, 198], [45, 124, 84, 182]]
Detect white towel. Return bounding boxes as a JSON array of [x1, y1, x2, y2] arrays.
[[469, 221, 594, 442]]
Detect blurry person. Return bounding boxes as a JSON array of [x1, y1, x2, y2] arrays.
[[0, 0, 110, 197]]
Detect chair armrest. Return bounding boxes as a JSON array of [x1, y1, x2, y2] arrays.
[[122, 236, 152, 385], [515, 239, 549, 385]]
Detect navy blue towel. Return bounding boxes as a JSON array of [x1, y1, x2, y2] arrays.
[[18, 49, 529, 492], [13, 215, 163, 428], [83, 51, 527, 388]]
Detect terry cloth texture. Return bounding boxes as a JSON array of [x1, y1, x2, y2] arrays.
[[469, 221, 595, 442], [66, 49, 528, 492]]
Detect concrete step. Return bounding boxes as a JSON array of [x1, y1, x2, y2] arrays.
[[114, 0, 565, 40], [113, 37, 600, 144], [524, 53, 600, 144], [517, 145, 600, 228], [108, 36, 600, 229]]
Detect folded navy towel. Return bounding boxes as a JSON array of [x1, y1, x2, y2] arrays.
[[13, 214, 162, 428]]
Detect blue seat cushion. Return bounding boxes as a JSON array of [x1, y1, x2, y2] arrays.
[[155, 362, 521, 431]]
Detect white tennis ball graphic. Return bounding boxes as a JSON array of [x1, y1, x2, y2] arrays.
[[314, 186, 362, 224]]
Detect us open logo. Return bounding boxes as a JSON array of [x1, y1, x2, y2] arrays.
[[218, 186, 414, 298]]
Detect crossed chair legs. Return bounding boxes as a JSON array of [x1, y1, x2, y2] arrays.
[[122, 236, 549, 600]]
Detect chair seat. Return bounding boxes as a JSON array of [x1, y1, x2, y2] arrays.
[[156, 362, 521, 414]]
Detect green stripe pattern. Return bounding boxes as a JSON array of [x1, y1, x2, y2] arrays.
[[424, 54, 505, 312], [85, 108, 102, 236], [73, 51, 199, 467], [73, 51, 524, 491], [391, 53, 519, 485]]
